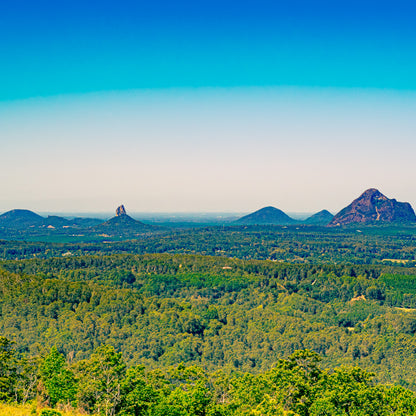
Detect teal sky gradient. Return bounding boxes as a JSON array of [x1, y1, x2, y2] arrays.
[[1, 1, 416, 213], [1, 0, 416, 99]]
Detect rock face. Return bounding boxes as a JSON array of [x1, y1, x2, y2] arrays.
[[236, 206, 295, 225], [329, 188, 416, 226], [116, 205, 127, 216]]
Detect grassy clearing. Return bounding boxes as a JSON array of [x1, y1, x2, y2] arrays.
[[0, 403, 91, 416], [382, 258, 410, 264]]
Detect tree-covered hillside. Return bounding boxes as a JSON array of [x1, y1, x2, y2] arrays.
[[2, 254, 416, 389], [2, 338, 416, 416]]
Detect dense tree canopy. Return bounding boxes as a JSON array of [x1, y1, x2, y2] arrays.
[[3, 340, 416, 415], [1, 225, 416, 414], [1, 253, 416, 388]]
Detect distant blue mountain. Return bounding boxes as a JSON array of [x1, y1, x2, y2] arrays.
[[0, 209, 43, 229], [304, 210, 334, 225], [236, 206, 296, 225]]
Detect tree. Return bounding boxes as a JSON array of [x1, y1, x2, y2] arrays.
[[76, 345, 126, 416], [40, 346, 77, 407], [15, 355, 39, 404], [120, 365, 157, 416], [0, 337, 17, 402]]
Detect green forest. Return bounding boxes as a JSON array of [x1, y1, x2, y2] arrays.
[[2, 225, 416, 265], [1, 227, 416, 414], [3, 338, 416, 416]]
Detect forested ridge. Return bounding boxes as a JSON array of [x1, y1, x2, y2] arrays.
[[2, 225, 416, 265], [2, 338, 416, 416], [2, 254, 416, 387]]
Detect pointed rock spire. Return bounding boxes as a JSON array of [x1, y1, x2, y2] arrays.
[[116, 205, 127, 216]]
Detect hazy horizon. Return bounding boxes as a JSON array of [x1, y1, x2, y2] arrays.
[[0, 209, 316, 220], [2, 1, 416, 213]]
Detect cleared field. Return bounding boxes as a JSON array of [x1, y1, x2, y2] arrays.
[[0, 403, 92, 416]]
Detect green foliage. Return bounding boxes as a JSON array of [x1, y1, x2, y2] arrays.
[[2, 337, 416, 415], [0, 336, 17, 402], [75, 345, 126, 415], [15, 355, 39, 404], [40, 410, 62, 416], [2, 237, 416, 414], [2, 253, 416, 388], [120, 366, 157, 416], [2, 224, 416, 266], [40, 347, 77, 407]]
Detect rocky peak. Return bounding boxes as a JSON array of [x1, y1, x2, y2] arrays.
[[329, 188, 416, 226], [116, 205, 127, 216], [361, 188, 388, 202]]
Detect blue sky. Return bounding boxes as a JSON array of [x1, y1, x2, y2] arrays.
[[2, 0, 416, 98], [1, 0, 416, 213]]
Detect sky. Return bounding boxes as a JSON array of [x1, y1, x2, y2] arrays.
[[1, 0, 416, 214]]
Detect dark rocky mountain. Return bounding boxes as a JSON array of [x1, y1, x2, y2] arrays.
[[0, 209, 44, 229], [329, 188, 416, 226], [304, 210, 334, 225], [236, 206, 296, 225]]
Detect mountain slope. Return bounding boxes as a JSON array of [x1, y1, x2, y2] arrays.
[[304, 210, 334, 225], [94, 205, 157, 236], [0, 209, 44, 229], [329, 188, 416, 226], [236, 206, 296, 225], [71, 217, 104, 227], [41, 215, 72, 228]]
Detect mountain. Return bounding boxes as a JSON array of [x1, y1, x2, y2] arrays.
[[236, 206, 296, 225], [304, 210, 334, 225], [0, 205, 158, 240], [41, 215, 103, 229], [329, 188, 416, 226], [0, 209, 44, 229], [41, 215, 72, 228], [0, 211, 104, 231], [71, 217, 104, 227], [95, 205, 156, 236]]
